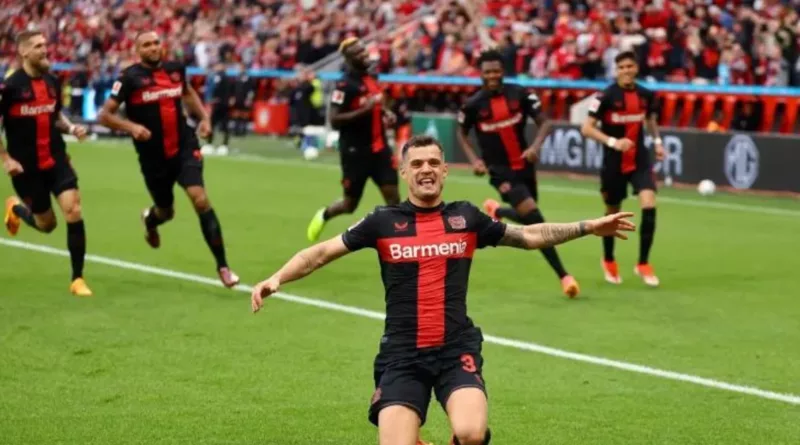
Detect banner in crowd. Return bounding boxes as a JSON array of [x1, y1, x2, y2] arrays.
[[410, 113, 800, 193]]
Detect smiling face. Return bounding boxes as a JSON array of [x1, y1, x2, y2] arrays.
[[401, 144, 448, 205], [616, 57, 638, 87], [19, 33, 50, 72], [136, 31, 163, 66], [480, 59, 503, 92]]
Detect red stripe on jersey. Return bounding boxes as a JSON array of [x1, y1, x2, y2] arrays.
[[363, 76, 384, 153], [152, 70, 180, 158], [31, 80, 55, 170], [375, 213, 477, 349], [622, 91, 640, 174], [489, 96, 525, 170]]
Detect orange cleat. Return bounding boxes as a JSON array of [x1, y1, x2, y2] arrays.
[[69, 278, 93, 297], [561, 275, 580, 298], [602, 259, 622, 284], [634, 263, 660, 287], [482, 198, 501, 220], [218, 267, 240, 288], [141, 208, 161, 248], [4, 196, 21, 236]]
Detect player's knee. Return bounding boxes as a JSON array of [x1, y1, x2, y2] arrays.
[[63, 201, 82, 222], [39, 219, 57, 233], [191, 194, 211, 213], [452, 426, 488, 445], [157, 207, 175, 221]]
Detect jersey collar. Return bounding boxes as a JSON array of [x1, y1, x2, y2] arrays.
[[402, 200, 445, 213]]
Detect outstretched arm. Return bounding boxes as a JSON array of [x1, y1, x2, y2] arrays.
[[498, 212, 636, 250], [251, 236, 352, 312]]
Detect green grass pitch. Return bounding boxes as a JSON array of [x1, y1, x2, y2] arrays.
[[1, 138, 798, 444]]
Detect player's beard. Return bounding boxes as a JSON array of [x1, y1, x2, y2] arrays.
[[142, 54, 162, 68]]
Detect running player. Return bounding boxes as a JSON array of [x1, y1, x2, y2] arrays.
[[458, 50, 579, 298], [252, 134, 635, 445], [2, 30, 92, 296], [98, 30, 239, 287], [580, 51, 665, 287], [305, 37, 400, 242]]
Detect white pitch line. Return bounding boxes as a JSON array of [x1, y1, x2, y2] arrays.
[[219, 153, 800, 218], [2, 237, 799, 406]]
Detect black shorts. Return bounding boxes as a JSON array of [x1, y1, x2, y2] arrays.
[[368, 337, 486, 426], [601, 166, 657, 206], [340, 148, 398, 201], [489, 166, 538, 207], [141, 151, 204, 209], [11, 162, 78, 214]]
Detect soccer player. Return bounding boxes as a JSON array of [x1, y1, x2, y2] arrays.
[[457, 50, 579, 298], [251, 135, 635, 445], [97, 31, 239, 288], [580, 51, 665, 287], [2, 30, 92, 297], [305, 38, 400, 242]]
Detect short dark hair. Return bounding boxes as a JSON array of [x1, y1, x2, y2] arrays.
[[614, 51, 638, 65], [16, 30, 44, 48], [402, 134, 444, 157], [477, 49, 504, 67]]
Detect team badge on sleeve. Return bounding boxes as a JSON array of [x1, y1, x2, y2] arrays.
[[331, 89, 345, 105], [528, 93, 541, 110], [457, 111, 465, 124], [111, 81, 122, 95], [587, 93, 602, 113]]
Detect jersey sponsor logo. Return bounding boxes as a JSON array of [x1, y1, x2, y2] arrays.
[[447, 215, 466, 230], [331, 89, 345, 105], [388, 240, 468, 260], [477, 112, 522, 132], [609, 112, 645, 124], [111, 81, 122, 95], [140, 86, 183, 102], [13, 101, 56, 116]]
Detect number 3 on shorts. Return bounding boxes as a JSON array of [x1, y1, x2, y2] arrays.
[[460, 353, 477, 373]]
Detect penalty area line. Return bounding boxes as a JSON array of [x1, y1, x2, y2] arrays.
[[1, 237, 798, 406]]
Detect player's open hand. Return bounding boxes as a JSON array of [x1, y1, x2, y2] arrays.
[[586, 212, 636, 240], [130, 124, 152, 141], [521, 147, 540, 163], [472, 159, 487, 176], [251, 277, 281, 313], [616, 138, 634, 152], [197, 119, 212, 139], [71, 125, 89, 141], [2, 157, 23, 177], [654, 141, 666, 161]]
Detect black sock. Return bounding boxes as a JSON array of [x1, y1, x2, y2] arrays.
[[222, 127, 230, 146], [67, 220, 86, 280], [322, 207, 331, 221], [496, 207, 522, 222], [12, 204, 42, 231], [198, 209, 228, 269], [639, 208, 656, 265], [145, 207, 168, 230], [522, 209, 568, 279], [603, 236, 615, 262]]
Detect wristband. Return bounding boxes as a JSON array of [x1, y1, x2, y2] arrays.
[[606, 137, 617, 149], [578, 221, 587, 236], [68, 124, 76, 135], [654, 137, 663, 144]]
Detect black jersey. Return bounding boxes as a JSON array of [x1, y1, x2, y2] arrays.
[[330, 69, 388, 154], [342, 201, 507, 352]]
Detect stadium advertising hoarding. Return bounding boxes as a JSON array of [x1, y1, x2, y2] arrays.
[[410, 113, 800, 193]]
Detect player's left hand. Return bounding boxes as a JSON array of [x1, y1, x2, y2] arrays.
[[197, 119, 212, 139], [654, 142, 666, 161], [251, 277, 281, 313], [586, 212, 636, 240], [383, 110, 397, 127], [521, 146, 540, 163], [71, 125, 89, 141]]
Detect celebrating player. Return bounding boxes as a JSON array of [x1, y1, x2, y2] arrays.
[[252, 135, 635, 445], [580, 51, 664, 287], [2, 31, 92, 297], [305, 37, 400, 242], [98, 31, 239, 288], [457, 50, 579, 298]]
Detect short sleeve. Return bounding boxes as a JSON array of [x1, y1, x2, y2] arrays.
[[521, 91, 542, 120], [109, 73, 131, 104], [468, 203, 507, 248], [54, 81, 63, 114], [645, 89, 659, 118], [0, 81, 8, 119], [341, 210, 380, 251], [330, 81, 356, 109], [458, 102, 476, 133], [587, 91, 610, 120]]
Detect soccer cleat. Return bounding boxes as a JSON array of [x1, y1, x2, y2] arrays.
[[482, 198, 501, 220], [634, 264, 660, 287], [69, 278, 93, 297], [306, 207, 327, 242], [218, 267, 240, 288], [141, 208, 161, 249], [602, 259, 622, 284], [561, 275, 580, 298], [418, 440, 434, 445], [4, 196, 21, 236]]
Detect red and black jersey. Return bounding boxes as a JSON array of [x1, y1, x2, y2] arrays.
[[330, 69, 387, 154], [0, 70, 66, 171], [587, 83, 658, 174], [109, 61, 195, 164], [341, 201, 507, 353], [459, 84, 542, 171]]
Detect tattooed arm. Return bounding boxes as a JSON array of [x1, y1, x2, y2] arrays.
[[498, 213, 637, 250]]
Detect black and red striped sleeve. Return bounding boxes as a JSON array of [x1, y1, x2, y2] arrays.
[[341, 208, 381, 251], [465, 203, 506, 248]]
